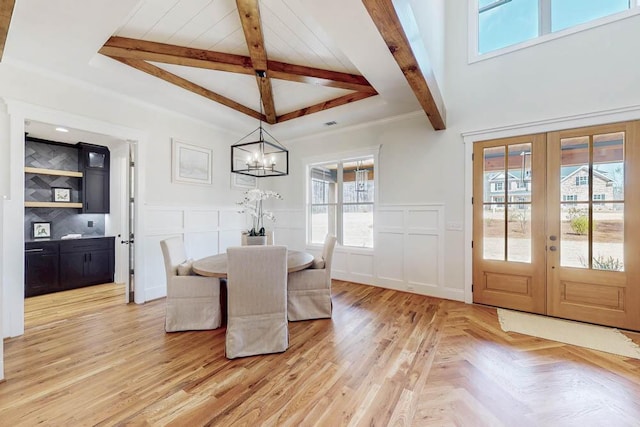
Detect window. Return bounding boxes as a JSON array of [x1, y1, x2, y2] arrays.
[[308, 155, 375, 248], [473, 0, 639, 57], [563, 194, 577, 201], [575, 175, 588, 186], [494, 181, 504, 191], [593, 193, 607, 206]]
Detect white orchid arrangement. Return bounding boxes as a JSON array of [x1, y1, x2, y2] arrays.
[[237, 188, 283, 236]]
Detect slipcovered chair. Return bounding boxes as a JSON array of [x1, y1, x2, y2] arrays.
[[225, 245, 288, 359], [287, 234, 337, 321], [160, 237, 222, 332]]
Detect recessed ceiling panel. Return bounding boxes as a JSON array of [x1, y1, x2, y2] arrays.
[[152, 62, 261, 111], [271, 79, 352, 115], [260, 0, 359, 74], [116, 0, 249, 56]]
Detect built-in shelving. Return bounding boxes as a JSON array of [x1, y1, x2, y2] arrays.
[[24, 167, 83, 178], [24, 201, 83, 208]]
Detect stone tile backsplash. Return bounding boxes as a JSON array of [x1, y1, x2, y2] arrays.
[[24, 139, 106, 240]]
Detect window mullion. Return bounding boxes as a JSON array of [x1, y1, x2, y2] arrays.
[[539, 0, 552, 35]]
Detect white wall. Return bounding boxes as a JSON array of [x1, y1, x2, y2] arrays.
[[271, 113, 465, 301], [407, 0, 446, 97], [270, 2, 640, 305], [0, 61, 250, 342], [446, 0, 640, 301]]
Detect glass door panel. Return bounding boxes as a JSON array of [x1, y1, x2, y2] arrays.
[[473, 134, 546, 314]]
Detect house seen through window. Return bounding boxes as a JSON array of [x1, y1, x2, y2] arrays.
[[477, 0, 635, 55], [309, 156, 375, 248]]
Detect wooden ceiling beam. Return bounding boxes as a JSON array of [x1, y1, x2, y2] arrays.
[[277, 92, 377, 123], [111, 57, 264, 121], [236, 0, 277, 124], [362, 0, 446, 130], [100, 37, 377, 94], [267, 60, 376, 94], [0, 0, 16, 61], [100, 36, 254, 75]]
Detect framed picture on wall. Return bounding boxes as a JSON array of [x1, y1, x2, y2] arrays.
[[52, 187, 71, 202], [172, 139, 213, 185], [231, 157, 257, 190], [32, 222, 52, 239]]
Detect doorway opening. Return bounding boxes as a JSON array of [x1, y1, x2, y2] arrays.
[[472, 120, 640, 331], [23, 119, 136, 306]]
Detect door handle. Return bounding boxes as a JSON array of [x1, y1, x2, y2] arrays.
[[549, 246, 557, 251]]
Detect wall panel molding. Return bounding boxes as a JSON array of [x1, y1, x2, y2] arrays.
[[141, 205, 243, 302]]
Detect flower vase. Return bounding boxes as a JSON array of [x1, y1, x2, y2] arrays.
[[246, 235, 267, 245]]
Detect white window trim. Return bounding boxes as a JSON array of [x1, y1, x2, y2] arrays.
[[303, 146, 380, 250], [468, 0, 640, 64]]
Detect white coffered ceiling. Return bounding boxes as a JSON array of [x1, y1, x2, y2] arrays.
[[4, 0, 426, 140]]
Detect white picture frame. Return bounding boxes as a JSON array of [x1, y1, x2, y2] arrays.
[[231, 157, 257, 190], [172, 139, 212, 185]]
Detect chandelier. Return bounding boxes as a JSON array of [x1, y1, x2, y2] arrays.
[[231, 75, 289, 178]]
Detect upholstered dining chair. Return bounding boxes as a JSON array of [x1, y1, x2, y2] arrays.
[[287, 234, 337, 321], [225, 245, 288, 359], [160, 237, 222, 332]]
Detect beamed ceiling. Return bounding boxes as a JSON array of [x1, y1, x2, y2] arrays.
[[1, 0, 446, 137]]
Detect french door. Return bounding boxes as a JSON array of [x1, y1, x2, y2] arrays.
[[473, 121, 640, 331]]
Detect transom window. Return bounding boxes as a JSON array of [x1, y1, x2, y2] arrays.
[[473, 0, 640, 58], [308, 156, 375, 248]]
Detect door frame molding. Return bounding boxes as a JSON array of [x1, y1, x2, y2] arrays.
[[1, 98, 148, 339], [462, 104, 640, 304]]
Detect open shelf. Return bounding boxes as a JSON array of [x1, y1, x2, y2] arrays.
[[24, 167, 83, 178], [25, 201, 83, 208]]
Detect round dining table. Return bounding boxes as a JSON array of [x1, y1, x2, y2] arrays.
[[192, 250, 314, 278]]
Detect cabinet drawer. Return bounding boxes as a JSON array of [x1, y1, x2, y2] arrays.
[[25, 241, 59, 255], [59, 237, 114, 253]]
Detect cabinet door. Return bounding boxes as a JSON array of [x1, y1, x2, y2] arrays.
[[84, 169, 109, 213], [60, 252, 89, 289], [86, 249, 114, 284], [25, 253, 60, 297]]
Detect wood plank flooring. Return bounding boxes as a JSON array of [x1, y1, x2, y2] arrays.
[[2, 281, 640, 426]]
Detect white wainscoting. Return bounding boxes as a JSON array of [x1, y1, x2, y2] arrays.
[[272, 204, 461, 302], [141, 205, 245, 301], [374, 204, 451, 299]]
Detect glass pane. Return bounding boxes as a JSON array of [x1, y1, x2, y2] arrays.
[[593, 203, 624, 271], [508, 143, 532, 203], [483, 205, 505, 260], [310, 164, 337, 204], [484, 146, 506, 203], [593, 132, 624, 201], [551, 0, 629, 33], [343, 204, 373, 248], [508, 204, 531, 263], [310, 205, 336, 245], [343, 157, 374, 203], [560, 203, 589, 268], [88, 152, 105, 168], [561, 136, 590, 202], [479, 0, 538, 54]]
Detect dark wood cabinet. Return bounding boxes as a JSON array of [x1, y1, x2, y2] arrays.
[[25, 237, 114, 297], [25, 241, 60, 297], [60, 237, 115, 288], [83, 169, 110, 213], [78, 143, 110, 213]]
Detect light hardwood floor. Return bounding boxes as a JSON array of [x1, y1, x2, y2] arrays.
[[2, 281, 640, 426]]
